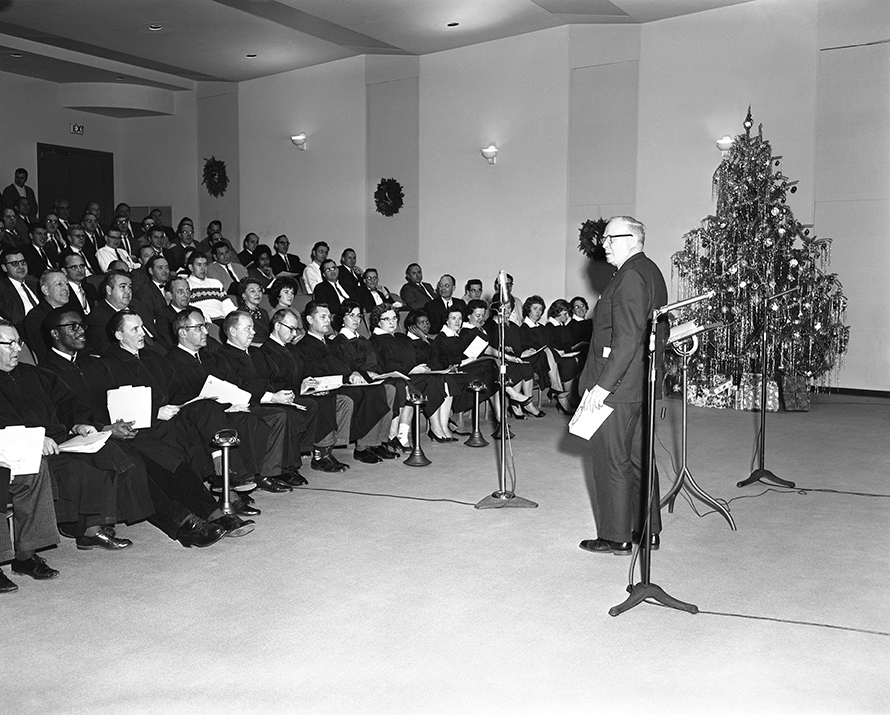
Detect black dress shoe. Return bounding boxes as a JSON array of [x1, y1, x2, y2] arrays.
[[176, 516, 226, 548], [389, 437, 412, 453], [427, 430, 451, 444], [353, 447, 383, 464], [76, 527, 132, 551], [231, 497, 261, 517], [11, 554, 60, 579], [311, 454, 349, 472], [241, 492, 255, 505], [0, 568, 18, 593], [279, 469, 309, 487], [632, 532, 660, 550], [213, 513, 255, 537], [371, 445, 399, 460], [578, 538, 632, 556], [256, 476, 293, 493], [209, 473, 257, 493]]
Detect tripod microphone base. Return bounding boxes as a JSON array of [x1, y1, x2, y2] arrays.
[[738, 468, 795, 489], [609, 581, 699, 617], [475, 491, 538, 510]]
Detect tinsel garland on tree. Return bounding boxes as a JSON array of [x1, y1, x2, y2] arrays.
[[671, 109, 849, 389]]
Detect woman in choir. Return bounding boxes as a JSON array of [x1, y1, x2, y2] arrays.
[[270, 277, 301, 314], [519, 295, 571, 413], [544, 298, 581, 408], [330, 300, 409, 450], [369, 303, 455, 444], [247, 245, 276, 291]]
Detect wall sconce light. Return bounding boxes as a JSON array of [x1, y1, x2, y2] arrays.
[[291, 133, 308, 151], [481, 144, 498, 165], [716, 135, 733, 156]]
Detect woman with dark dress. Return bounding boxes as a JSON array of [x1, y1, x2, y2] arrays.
[[247, 245, 276, 291], [236, 276, 270, 345], [518, 295, 571, 413], [270, 277, 301, 314], [544, 298, 581, 405], [369, 303, 455, 443], [330, 300, 409, 451]]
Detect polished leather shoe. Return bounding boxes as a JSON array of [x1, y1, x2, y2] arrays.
[[0, 568, 18, 593], [389, 437, 412, 454], [427, 430, 452, 444], [176, 516, 226, 548], [353, 447, 383, 464], [311, 454, 349, 473], [213, 513, 255, 537], [279, 469, 309, 487], [578, 538, 632, 556], [632, 532, 660, 550], [231, 497, 261, 517], [371, 445, 399, 460], [76, 527, 132, 551], [11, 554, 60, 579], [256, 476, 293, 493]]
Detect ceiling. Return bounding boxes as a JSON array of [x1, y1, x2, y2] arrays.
[[0, 0, 758, 87]]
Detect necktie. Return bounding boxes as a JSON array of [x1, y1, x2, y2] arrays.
[[226, 265, 238, 284], [39, 248, 50, 269], [75, 284, 90, 314], [22, 283, 38, 307], [424, 284, 435, 300], [116, 248, 126, 263], [195, 352, 202, 365]]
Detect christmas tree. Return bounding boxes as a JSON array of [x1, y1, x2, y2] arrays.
[[671, 109, 849, 400]]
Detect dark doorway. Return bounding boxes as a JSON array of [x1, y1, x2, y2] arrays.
[[37, 144, 114, 224]]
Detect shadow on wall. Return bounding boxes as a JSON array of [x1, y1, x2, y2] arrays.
[[583, 245, 614, 297]]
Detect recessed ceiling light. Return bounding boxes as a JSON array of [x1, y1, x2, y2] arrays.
[[139, 22, 171, 35], [115, 76, 126, 81], [148, 24, 164, 31], [246, 54, 257, 58], [10, 53, 23, 58], [447, 22, 459, 27]]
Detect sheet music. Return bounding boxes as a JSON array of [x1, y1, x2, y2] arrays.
[[107, 385, 152, 429]]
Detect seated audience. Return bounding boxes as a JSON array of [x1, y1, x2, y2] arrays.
[[302, 241, 329, 294], [246, 245, 276, 291], [399, 263, 436, 310], [186, 251, 235, 322], [423, 274, 466, 334]]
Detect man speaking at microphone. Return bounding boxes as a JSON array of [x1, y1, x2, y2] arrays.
[[576, 216, 667, 556]]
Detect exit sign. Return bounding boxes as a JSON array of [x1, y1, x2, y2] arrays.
[[70, 123, 84, 135]]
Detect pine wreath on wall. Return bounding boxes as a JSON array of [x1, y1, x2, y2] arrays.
[[374, 177, 404, 217], [202, 156, 229, 198]]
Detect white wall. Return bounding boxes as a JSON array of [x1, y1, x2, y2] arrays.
[[0, 70, 120, 209], [238, 57, 367, 261], [419, 27, 571, 303], [636, 0, 819, 277], [118, 90, 199, 225]]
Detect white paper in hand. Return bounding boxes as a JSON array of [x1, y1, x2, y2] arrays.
[[108, 385, 152, 429], [568, 389, 613, 440], [198, 375, 252, 406], [0, 425, 45, 476]]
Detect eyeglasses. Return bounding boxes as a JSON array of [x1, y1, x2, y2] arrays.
[[65, 263, 87, 270], [4, 260, 26, 268], [277, 323, 302, 333], [277, 240, 290, 246], [379, 315, 398, 323], [0, 338, 24, 348], [601, 233, 633, 245], [57, 322, 85, 332], [184, 323, 209, 332]]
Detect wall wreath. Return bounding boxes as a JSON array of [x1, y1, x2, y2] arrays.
[[202, 156, 229, 198], [374, 177, 404, 217], [578, 217, 608, 259]]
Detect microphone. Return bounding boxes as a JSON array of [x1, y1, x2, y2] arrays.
[[654, 291, 715, 318], [498, 270, 508, 304]]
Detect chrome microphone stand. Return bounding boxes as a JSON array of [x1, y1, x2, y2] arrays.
[[661, 335, 736, 530], [476, 296, 537, 509]]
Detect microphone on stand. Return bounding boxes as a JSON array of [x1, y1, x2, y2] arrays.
[[498, 270, 508, 304], [654, 291, 716, 318]]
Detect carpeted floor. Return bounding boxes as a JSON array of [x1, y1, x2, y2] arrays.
[[5, 393, 889, 714]]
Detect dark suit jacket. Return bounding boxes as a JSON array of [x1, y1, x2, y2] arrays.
[[0, 273, 40, 332], [237, 249, 256, 268], [270, 253, 306, 276], [337, 266, 364, 300], [423, 297, 467, 334], [577, 251, 667, 404], [400, 281, 436, 311], [65, 280, 98, 315], [313, 280, 346, 315], [22, 299, 61, 362], [85, 297, 161, 357], [22, 243, 57, 278], [3, 184, 37, 217]]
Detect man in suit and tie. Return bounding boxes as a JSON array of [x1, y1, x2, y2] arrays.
[[337, 248, 365, 300], [53, 198, 72, 242], [12, 197, 31, 248], [577, 216, 668, 556], [237, 232, 260, 268], [22, 269, 71, 361], [399, 263, 436, 311], [110, 215, 137, 260], [81, 212, 104, 257], [168, 222, 200, 273], [61, 251, 97, 316], [85, 270, 162, 356], [2, 168, 38, 218], [85, 202, 106, 245], [0, 207, 21, 251], [206, 242, 248, 295], [43, 213, 67, 258], [359, 268, 401, 311], [423, 274, 467, 334], [270, 235, 306, 280], [96, 227, 139, 273], [22, 222, 57, 278], [0, 248, 41, 333], [312, 260, 352, 317], [67, 223, 101, 275]]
